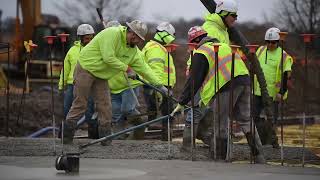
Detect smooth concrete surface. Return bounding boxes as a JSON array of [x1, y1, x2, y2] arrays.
[[0, 156, 319, 180]]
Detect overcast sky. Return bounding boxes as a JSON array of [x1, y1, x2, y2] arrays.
[[1, 0, 279, 24]]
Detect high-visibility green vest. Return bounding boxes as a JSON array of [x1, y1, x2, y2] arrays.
[[108, 50, 144, 94], [58, 41, 82, 90], [254, 46, 293, 100], [142, 40, 176, 87], [79, 26, 160, 85], [195, 42, 249, 106], [202, 13, 230, 44]]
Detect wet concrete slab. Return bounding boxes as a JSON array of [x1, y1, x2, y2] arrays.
[[0, 156, 319, 180]]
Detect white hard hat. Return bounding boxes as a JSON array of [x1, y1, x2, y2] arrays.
[[215, 0, 238, 14], [126, 20, 148, 41], [106, 20, 121, 28], [265, 27, 280, 41], [156, 22, 175, 37], [77, 24, 95, 36]]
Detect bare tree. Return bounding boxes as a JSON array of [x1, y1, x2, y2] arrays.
[[273, 0, 320, 33], [54, 0, 142, 25]]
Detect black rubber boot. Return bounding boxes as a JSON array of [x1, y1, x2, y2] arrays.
[[62, 121, 76, 144], [99, 125, 112, 146], [216, 138, 228, 160], [245, 132, 266, 164], [87, 120, 99, 139]]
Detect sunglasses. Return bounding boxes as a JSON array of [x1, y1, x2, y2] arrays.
[[266, 40, 278, 44], [230, 13, 238, 18]]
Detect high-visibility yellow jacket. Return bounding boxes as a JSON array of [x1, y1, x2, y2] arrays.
[[195, 42, 249, 106], [108, 50, 143, 94], [78, 26, 160, 85], [58, 41, 82, 90], [254, 46, 293, 100], [142, 40, 176, 87], [202, 13, 230, 44]]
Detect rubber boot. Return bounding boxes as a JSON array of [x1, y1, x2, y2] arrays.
[[87, 120, 99, 139], [62, 121, 76, 144], [99, 125, 112, 146], [216, 138, 228, 160], [245, 132, 266, 164], [127, 117, 145, 140], [196, 109, 213, 146], [112, 121, 128, 140], [180, 124, 192, 152]]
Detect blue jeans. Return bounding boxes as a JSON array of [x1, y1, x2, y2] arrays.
[[111, 87, 140, 123], [64, 84, 95, 123]]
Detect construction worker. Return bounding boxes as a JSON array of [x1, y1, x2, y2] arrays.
[[58, 24, 98, 139], [202, 0, 238, 44], [142, 22, 176, 141], [254, 27, 293, 148], [63, 20, 162, 145], [171, 27, 266, 163], [105, 21, 145, 140], [182, 26, 213, 150]]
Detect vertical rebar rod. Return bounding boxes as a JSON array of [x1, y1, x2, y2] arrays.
[[6, 44, 10, 137], [167, 51, 171, 158], [215, 49, 220, 160], [190, 51, 195, 161], [302, 41, 309, 168], [61, 42, 65, 154], [280, 40, 285, 166], [227, 51, 235, 161], [249, 52, 254, 164], [49, 44, 56, 154]]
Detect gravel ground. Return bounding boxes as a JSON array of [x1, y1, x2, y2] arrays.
[[0, 137, 319, 165]]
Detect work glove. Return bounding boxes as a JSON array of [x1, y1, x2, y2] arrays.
[[126, 66, 137, 79], [170, 103, 184, 117], [155, 92, 163, 105]]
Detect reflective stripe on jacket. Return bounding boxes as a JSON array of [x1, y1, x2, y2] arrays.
[[195, 42, 249, 105], [142, 40, 176, 87]]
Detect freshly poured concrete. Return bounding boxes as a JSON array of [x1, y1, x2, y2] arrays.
[[0, 156, 319, 180]]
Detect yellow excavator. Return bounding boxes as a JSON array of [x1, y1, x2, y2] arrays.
[[0, 0, 71, 92]]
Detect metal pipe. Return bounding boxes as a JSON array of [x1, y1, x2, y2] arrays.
[[79, 108, 190, 149], [190, 49, 195, 161], [228, 45, 240, 161], [58, 33, 69, 155], [300, 33, 315, 167], [279, 32, 288, 166], [44, 36, 57, 154], [210, 44, 220, 160], [245, 44, 259, 164], [167, 49, 171, 158], [6, 43, 10, 137]]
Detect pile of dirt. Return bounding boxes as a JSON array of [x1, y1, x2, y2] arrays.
[[0, 87, 64, 136]]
